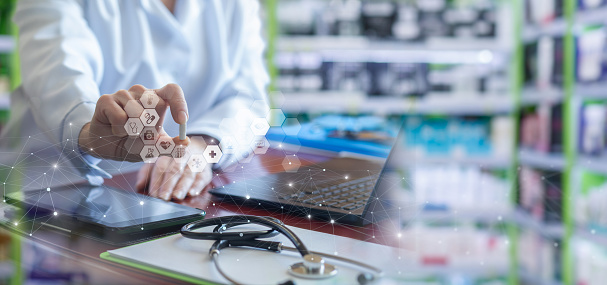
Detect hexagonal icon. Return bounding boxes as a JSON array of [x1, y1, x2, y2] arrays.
[[270, 91, 285, 107], [282, 138, 301, 155], [251, 136, 270, 154], [234, 126, 255, 146], [282, 155, 301, 173], [155, 136, 175, 155], [266, 109, 286, 127], [283, 118, 301, 136], [125, 100, 144, 118], [140, 145, 160, 163], [203, 145, 223, 163], [237, 150, 254, 164], [171, 145, 191, 164], [124, 118, 144, 136], [139, 126, 159, 145], [251, 99, 270, 117], [123, 136, 144, 155], [140, 109, 160, 127], [235, 109, 255, 127], [187, 154, 208, 173], [219, 118, 238, 136], [140, 90, 160, 108], [220, 135, 238, 154], [250, 118, 270, 136]]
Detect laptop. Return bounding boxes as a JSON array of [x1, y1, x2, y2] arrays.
[[209, 122, 406, 226]]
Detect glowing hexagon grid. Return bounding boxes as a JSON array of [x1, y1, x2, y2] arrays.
[[251, 137, 270, 154], [155, 137, 175, 155], [203, 145, 223, 164], [266, 109, 286, 127], [282, 155, 301, 173], [140, 145, 159, 163], [283, 118, 301, 136], [125, 118, 143, 136], [171, 145, 191, 164], [220, 136, 238, 154], [139, 127, 159, 145], [237, 150, 254, 164], [140, 90, 160, 108], [250, 118, 270, 136], [250, 99, 270, 117], [140, 109, 160, 127], [187, 154, 207, 173], [125, 100, 144, 118]]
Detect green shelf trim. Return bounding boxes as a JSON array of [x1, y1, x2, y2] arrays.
[[562, 0, 577, 284]]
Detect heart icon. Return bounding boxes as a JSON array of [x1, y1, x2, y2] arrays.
[[160, 141, 171, 150]]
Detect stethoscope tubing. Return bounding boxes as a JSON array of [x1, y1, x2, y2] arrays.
[[180, 215, 383, 285]]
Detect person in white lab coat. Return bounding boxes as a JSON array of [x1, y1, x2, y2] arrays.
[[1, 0, 269, 200]]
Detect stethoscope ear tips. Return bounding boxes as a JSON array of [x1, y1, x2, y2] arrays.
[[357, 273, 375, 285]]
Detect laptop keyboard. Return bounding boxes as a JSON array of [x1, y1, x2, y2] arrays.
[[279, 176, 376, 211]]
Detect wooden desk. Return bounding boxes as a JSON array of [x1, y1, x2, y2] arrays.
[[1, 149, 398, 284]]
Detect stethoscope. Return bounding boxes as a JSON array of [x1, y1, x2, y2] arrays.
[[180, 215, 383, 285]]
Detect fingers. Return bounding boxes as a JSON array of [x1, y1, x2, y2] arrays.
[[158, 159, 185, 200], [189, 166, 212, 196], [136, 163, 153, 192], [96, 95, 128, 136], [148, 156, 171, 198], [155, 83, 189, 125], [173, 166, 195, 200]]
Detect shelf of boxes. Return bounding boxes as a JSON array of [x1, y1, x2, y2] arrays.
[[0, 36, 14, 53], [575, 6, 607, 26], [520, 86, 564, 106], [410, 209, 511, 224], [575, 82, 607, 101], [518, 149, 566, 171], [519, 269, 564, 285], [281, 91, 514, 115], [577, 155, 607, 175], [522, 18, 568, 43], [575, 227, 607, 249], [276, 37, 505, 64], [513, 209, 564, 239], [402, 155, 511, 169]]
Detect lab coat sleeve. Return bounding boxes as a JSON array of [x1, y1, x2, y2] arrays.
[[14, 0, 111, 184], [186, 0, 270, 170]]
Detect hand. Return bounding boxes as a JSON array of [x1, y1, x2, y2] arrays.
[[78, 84, 189, 161], [135, 138, 214, 200]]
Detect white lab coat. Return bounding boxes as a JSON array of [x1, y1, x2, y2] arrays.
[[1, 0, 269, 184]]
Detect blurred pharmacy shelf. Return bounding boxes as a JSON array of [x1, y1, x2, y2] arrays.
[[520, 87, 564, 106], [278, 36, 506, 52], [522, 18, 567, 43], [277, 37, 505, 64], [519, 269, 563, 285], [0, 35, 14, 53], [574, 82, 607, 100], [513, 210, 564, 239], [518, 149, 566, 170], [575, 227, 607, 249], [409, 209, 511, 223], [281, 92, 514, 115], [575, 6, 607, 26], [402, 155, 511, 169], [577, 155, 607, 175]]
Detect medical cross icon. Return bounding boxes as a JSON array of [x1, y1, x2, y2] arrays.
[[209, 150, 217, 158]]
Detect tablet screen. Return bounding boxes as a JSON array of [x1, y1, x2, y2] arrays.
[[6, 184, 203, 228]]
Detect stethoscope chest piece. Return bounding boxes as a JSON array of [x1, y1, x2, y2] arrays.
[[288, 254, 338, 279]]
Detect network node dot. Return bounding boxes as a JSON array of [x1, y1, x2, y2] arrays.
[[53, 212, 57, 216], [140, 201, 144, 205]]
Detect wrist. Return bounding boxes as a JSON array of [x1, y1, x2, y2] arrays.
[[78, 122, 95, 156]]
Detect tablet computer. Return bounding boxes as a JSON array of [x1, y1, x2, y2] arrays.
[[4, 184, 205, 245]]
